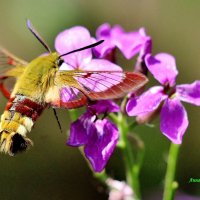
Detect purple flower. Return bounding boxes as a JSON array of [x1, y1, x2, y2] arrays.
[[126, 53, 200, 144], [67, 100, 120, 172], [106, 178, 134, 200], [94, 23, 151, 61], [55, 26, 122, 102]]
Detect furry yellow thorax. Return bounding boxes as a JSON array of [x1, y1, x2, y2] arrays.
[[12, 52, 60, 102]]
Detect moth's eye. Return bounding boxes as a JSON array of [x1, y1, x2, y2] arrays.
[[56, 59, 64, 67]]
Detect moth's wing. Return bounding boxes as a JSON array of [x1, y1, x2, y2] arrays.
[[45, 70, 148, 109], [0, 48, 27, 78], [0, 48, 27, 98], [45, 84, 88, 109], [60, 70, 148, 100]]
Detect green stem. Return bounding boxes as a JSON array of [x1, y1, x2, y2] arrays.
[[94, 170, 108, 183], [118, 113, 141, 200], [163, 143, 180, 200], [109, 113, 119, 124], [68, 109, 79, 121], [129, 120, 139, 131]]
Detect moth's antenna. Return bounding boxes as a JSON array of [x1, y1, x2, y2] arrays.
[[26, 19, 51, 53], [58, 40, 104, 59], [53, 108, 63, 134]]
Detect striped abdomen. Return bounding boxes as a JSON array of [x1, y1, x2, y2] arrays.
[[0, 94, 45, 155]]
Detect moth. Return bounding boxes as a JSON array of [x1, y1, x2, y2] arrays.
[[0, 20, 148, 155]]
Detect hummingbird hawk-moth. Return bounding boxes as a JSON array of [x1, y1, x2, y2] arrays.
[[0, 20, 148, 155]]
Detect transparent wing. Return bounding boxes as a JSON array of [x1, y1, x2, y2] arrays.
[[65, 70, 148, 100], [47, 70, 148, 109], [0, 48, 27, 98], [52, 87, 88, 109], [45, 85, 88, 109], [0, 48, 27, 78]]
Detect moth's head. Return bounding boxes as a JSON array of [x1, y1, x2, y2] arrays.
[[40, 52, 64, 69], [53, 52, 64, 68]]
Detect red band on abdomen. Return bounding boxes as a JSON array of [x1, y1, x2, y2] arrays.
[[5, 95, 45, 121]]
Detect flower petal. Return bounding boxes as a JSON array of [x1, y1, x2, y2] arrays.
[[126, 86, 167, 116], [59, 62, 74, 70], [94, 23, 122, 58], [134, 37, 152, 74], [145, 53, 178, 86], [176, 80, 200, 106], [93, 40, 116, 59], [160, 97, 188, 144], [82, 58, 122, 71], [88, 100, 120, 115], [55, 26, 92, 67], [67, 113, 93, 146], [106, 178, 133, 200], [96, 23, 111, 37], [116, 28, 151, 60], [96, 23, 123, 38], [95, 25, 151, 60], [67, 119, 88, 146], [84, 119, 119, 172]]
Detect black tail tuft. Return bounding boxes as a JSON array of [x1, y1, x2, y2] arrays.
[[0, 131, 33, 155], [10, 133, 32, 154]]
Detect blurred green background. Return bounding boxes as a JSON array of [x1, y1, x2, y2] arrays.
[[0, 0, 200, 199]]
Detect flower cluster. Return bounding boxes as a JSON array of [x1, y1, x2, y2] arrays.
[[68, 100, 120, 172], [55, 23, 200, 172], [127, 53, 200, 144]]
